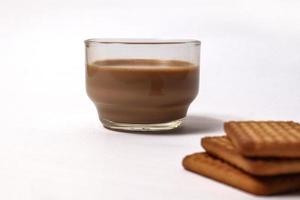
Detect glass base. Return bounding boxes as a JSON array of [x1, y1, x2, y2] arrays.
[[101, 118, 183, 132]]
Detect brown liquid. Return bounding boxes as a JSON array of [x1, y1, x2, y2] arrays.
[[86, 59, 199, 124]]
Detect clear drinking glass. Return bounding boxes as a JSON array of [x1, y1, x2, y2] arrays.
[[85, 39, 200, 132]]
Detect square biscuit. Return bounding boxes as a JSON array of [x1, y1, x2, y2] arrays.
[[202, 136, 300, 176], [224, 121, 300, 157], [182, 152, 300, 195]]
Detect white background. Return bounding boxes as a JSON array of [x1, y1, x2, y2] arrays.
[[1, 0, 300, 199]]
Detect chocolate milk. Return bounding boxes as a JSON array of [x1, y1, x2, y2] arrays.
[[86, 59, 199, 124]]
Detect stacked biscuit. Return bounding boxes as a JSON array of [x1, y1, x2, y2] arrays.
[[183, 121, 300, 195]]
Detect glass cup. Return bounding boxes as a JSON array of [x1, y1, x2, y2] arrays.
[[85, 39, 200, 132]]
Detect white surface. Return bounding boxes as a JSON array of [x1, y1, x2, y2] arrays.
[[1, 0, 300, 199]]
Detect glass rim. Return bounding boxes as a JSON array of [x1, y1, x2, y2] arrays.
[[84, 38, 201, 45]]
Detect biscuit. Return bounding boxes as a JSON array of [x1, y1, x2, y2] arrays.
[[224, 121, 300, 157], [202, 136, 300, 176], [182, 152, 300, 195]]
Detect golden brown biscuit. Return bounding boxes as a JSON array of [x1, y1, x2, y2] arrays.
[[202, 136, 300, 176], [182, 152, 300, 195], [224, 121, 300, 157]]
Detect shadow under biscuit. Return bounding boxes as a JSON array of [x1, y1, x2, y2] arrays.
[[276, 191, 300, 197]]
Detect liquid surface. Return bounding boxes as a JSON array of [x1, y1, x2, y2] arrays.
[[86, 59, 199, 124]]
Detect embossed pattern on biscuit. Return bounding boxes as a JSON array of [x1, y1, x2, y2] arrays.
[[224, 121, 300, 157]]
